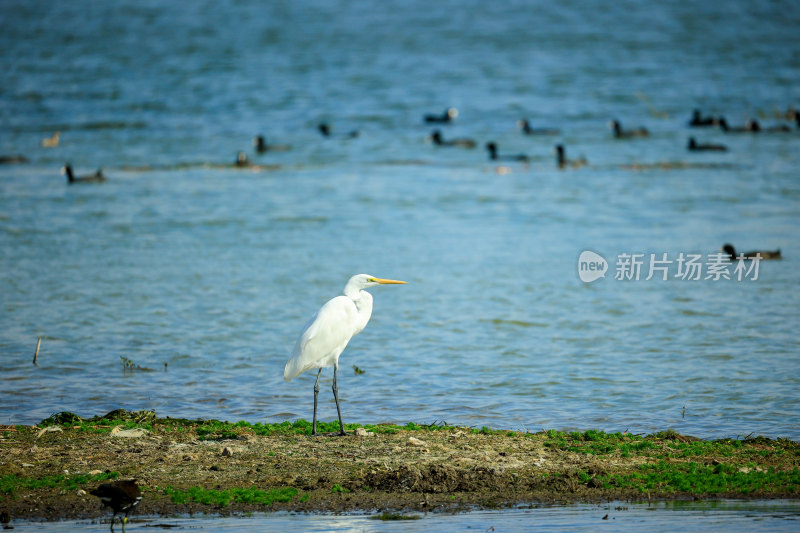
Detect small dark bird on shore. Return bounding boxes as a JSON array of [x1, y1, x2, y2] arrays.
[[517, 119, 559, 135], [0, 509, 11, 530], [555, 144, 587, 169], [89, 479, 142, 531], [722, 243, 782, 260], [253, 135, 290, 153], [486, 142, 528, 162], [318, 123, 359, 138], [689, 109, 716, 127], [687, 137, 727, 152], [610, 119, 649, 138], [431, 130, 476, 148], [61, 164, 106, 184], [424, 107, 458, 124]]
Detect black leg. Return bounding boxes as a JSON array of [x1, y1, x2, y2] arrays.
[[110, 512, 116, 531], [332, 364, 347, 436], [312, 368, 322, 436]]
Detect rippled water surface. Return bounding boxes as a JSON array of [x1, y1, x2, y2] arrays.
[[14, 500, 800, 532], [1, 0, 799, 442]]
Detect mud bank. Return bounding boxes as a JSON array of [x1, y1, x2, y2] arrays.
[[0, 413, 797, 523]]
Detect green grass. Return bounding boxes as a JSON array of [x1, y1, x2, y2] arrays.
[[0, 471, 119, 498], [192, 419, 463, 440], [598, 461, 800, 494], [164, 486, 299, 507], [536, 429, 797, 461]]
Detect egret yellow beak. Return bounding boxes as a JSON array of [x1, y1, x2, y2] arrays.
[[369, 277, 407, 285]]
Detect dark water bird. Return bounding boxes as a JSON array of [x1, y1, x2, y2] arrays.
[[555, 144, 587, 169], [689, 109, 716, 127], [253, 135, 290, 153], [486, 142, 528, 162], [318, 123, 359, 138], [718, 117, 760, 133], [0, 154, 28, 164], [517, 119, 559, 135], [89, 479, 142, 531], [610, 119, 649, 138], [687, 137, 727, 152], [757, 120, 792, 133], [235, 151, 250, 167], [62, 164, 106, 184], [431, 130, 476, 148], [722, 243, 782, 260], [424, 107, 458, 124]]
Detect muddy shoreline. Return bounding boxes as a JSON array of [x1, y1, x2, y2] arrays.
[[0, 415, 798, 524]]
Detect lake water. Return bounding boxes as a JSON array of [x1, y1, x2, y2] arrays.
[[1, 0, 799, 444], [12, 500, 800, 532]]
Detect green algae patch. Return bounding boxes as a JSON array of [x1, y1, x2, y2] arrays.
[[601, 461, 800, 495], [163, 486, 299, 507], [0, 471, 119, 498]]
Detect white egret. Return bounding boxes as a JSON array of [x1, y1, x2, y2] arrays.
[[284, 274, 407, 436]]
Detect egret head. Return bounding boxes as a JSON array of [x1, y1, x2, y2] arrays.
[[345, 274, 407, 295]]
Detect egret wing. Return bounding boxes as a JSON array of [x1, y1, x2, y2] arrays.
[[284, 296, 358, 380]]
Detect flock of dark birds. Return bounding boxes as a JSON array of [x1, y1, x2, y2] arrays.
[[230, 105, 800, 172], [2, 106, 798, 181]]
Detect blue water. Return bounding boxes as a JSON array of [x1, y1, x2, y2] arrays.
[[13, 500, 800, 532], [2, 0, 800, 445]]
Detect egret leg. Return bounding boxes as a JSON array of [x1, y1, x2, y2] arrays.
[[312, 368, 322, 436], [332, 364, 347, 436]]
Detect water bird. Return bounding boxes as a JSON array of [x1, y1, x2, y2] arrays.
[[253, 135, 290, 153], [555, 144, 587, 169], [0, 154, 28, 164], [235, 151, 250, 167], [318, 123, 359, 138], [688, 109, 716, 127], [486, 142, 528, 162], [610, 120, 649, 138], [284, 274, 407, 436], [89, 479, 142, 531], [758, 120, 792, 133], [717, 117, 759, 133], [424, 107, 458, 124], [517, 119, 559, 135], [41, 131, 60, 148], [431, 130, 476, 148], [687, 137, 727, 151], [62, 164, 106, 184], [722, 243, 781, 260]]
